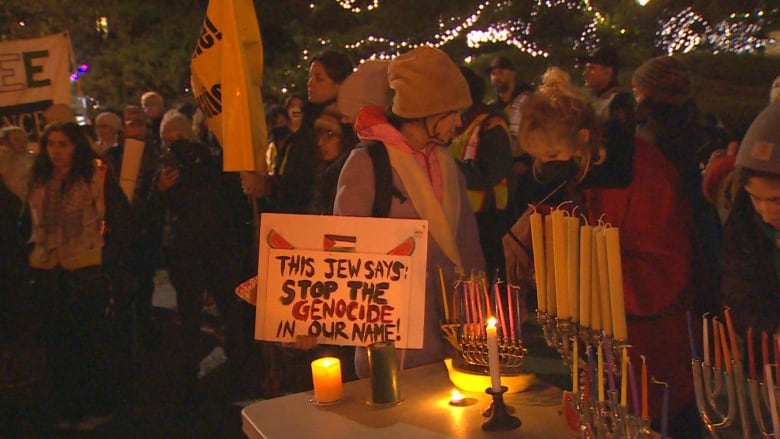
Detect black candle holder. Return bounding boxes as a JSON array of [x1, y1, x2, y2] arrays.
[[481, 386, 522, 431]]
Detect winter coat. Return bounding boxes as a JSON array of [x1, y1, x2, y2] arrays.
[[581, 136, 696, 417], [720, 189, 780, 337], [334, 107, 485, 377]]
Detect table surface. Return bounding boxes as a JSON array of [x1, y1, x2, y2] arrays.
[[241, 361, 575, 439]]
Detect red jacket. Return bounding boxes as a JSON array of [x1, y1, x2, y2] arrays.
[[583, 137, 696, 416]]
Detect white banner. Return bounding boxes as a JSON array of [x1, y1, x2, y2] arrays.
[[0, 32, 73, 140]]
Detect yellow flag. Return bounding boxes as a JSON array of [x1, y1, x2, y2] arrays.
[[191, 0, 267, 172]]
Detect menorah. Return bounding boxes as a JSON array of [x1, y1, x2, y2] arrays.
[[691, 310, 780, 439], [441, 322, 527, 371], [538, 310, 658, 439]]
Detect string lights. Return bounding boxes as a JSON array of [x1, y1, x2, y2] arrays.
[[282, 1, 774, 94], [338, 0, 379, 13], [657, 7, 772, 55]]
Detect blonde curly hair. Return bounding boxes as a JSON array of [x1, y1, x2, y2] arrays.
[[519, 67, 605, 182]]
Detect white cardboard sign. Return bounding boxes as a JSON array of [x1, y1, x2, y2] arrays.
[[255, 213, 429, 349]]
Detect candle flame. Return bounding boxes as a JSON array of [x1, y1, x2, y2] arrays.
[[450, 389, 465, 402], [487, 317, 497, 327]]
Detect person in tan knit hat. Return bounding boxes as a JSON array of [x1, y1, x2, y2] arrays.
[[334, 46, 484, 378]]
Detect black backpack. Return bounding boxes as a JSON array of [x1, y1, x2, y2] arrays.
[[358, 140, 406, 218]]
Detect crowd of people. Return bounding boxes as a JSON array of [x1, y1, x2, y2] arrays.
[[1, 43, 778, 436]]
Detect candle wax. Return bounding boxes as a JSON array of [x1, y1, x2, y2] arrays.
[[311, 357, 343, 403], [486, 318, 502, 393]]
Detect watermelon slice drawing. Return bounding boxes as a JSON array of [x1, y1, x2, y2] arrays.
[[267, 229, 294, 249], [387, 237, 415, 255]]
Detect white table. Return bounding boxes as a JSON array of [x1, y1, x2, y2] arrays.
[[242, 362, 574, 438]]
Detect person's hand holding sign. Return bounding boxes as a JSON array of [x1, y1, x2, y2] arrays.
[[286, 334, 317, 350]]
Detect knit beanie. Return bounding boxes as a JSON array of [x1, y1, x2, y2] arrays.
[[160, 110, 194, 141], [388, 46, 471, 119], [632, 56, 691, 105], [337, 60, 391, 121], [735, 101, 780, 174], [95, 112, 122, 131], [314, 105, 343, 137]]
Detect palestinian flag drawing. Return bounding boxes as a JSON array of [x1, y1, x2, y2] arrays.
[[323, 234, 357, 252]]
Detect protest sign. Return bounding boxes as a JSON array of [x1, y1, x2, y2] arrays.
[[0, 32, 73, 140], [256, 214, 429, 349]]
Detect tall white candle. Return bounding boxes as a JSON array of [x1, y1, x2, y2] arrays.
[[486, 317, 502, 392]]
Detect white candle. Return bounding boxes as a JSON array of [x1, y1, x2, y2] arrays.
[[311, 357, 343, 403], [486, 317, 502, 392]]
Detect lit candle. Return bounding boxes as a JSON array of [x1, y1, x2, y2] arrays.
[[687, 311, 699, 360], [311, 357, 343, 404], [439, 267, 449, 321], [628, 356, 640, 416], [579, 224, 592, 327], [530, 211, 547, 312], [597, 342, 605, 402], [486, 317, 502, 393], [641, 355, 648, 419], [703, 313, 710, 365], [724, 307, 740, 364], [551, 210, 570, 319], [544, 215, 557, 315], [604, 227, 627, 340], [719, 322, 733, 373], [714, 320, 722, 370], [595, 227, 612, 335], [572, 337, 579, 392], [566, 216, 580, 321], [748, 327, 756, 380], [620, 347, 628, 407]]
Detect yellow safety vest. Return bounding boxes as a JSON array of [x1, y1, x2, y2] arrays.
[[449, 114, 509, 212]]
